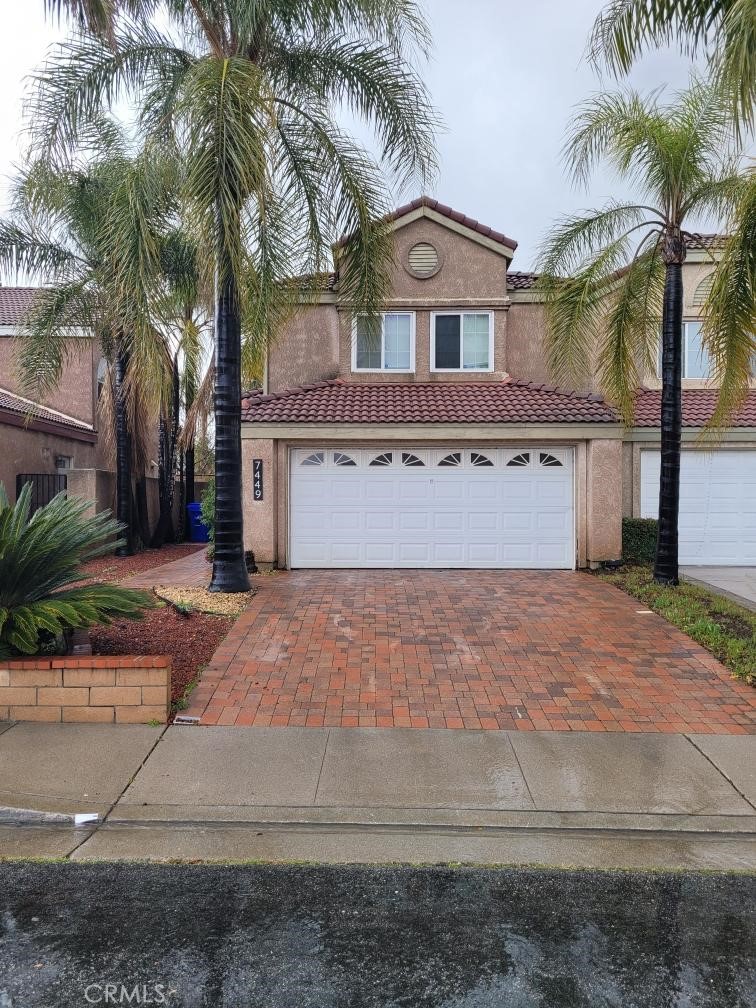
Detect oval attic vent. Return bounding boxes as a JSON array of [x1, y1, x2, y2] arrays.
[[408, 242, 440, 277]]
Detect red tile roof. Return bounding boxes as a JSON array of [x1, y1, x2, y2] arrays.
[[685, 234, 727, 250], [0, 385, 94, 432], [241, 379, 616, 425], [337, 197, 518, 252], [634, 388, 756, 427], [507, 271, 539, 290], [0, 287, 40, 326]]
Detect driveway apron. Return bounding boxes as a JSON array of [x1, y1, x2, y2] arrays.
[[183, 570, 755, 733]]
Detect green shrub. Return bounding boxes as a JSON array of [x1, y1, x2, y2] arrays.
[[0, 483, 153, 657], [200, 478, 215, 543], [622, 517, 658, 564]]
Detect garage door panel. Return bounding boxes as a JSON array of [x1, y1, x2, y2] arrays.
[[468, 482, 499, 502], [290, 448, 574, 569], [433, 512, 465, 531], [537, 512, 572, 532], [640, 449, 756, 565], [434, 542, 466, 562], [434, 482, 465, 501], [398, 542, 432, 563], [469, 512, 499, 531], [365, 512, 395, 531], [365, 542, 396, 563]]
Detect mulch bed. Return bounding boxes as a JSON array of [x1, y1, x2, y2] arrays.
[[90, 605, 235, 715], [82, 543, 205, 582]]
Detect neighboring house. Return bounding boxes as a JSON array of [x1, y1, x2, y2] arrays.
[[0, 287, 102, 506], [238, 197, 754, 570]]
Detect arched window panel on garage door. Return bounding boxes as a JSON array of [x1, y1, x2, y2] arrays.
[[369, 452, 394, 467], [401, 452, 426, 467], [438, 452, 462, 467], [333, 452, 357, 466], [506, 452, 531, 467], [470, 451, 494, 467], [300, 451, 325, 466], [539, 452, 564, 467]]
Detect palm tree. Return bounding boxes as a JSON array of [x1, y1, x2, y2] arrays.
[[29, 1, 437, 592], [152, 226, 213, 543], [0, 144, 176, 554], [589, 1, 756, 134], [537, 80, 752, 586]]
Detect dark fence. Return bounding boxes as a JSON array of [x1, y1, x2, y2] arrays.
[[15, 473, 68, 513]]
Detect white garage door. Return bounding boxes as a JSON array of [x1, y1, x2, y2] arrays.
[[640, 449, 756, 564], [289, 447, 575, 569]]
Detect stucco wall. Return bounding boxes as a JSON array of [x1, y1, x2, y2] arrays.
[[381, 216, 508, 302], [0, 334, 100, 425], [241, 438, 277, 562], [0, 423, 96, 502], [504, 302, 552, 386], [266, 216, 515, 393], [585, 438, 623, 563], [267, 304, 340, 394]]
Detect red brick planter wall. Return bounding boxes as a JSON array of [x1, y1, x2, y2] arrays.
[[0, 656, 171, 724]]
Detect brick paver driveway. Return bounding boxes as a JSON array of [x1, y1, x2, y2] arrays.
[[185, 571, 755, 733]]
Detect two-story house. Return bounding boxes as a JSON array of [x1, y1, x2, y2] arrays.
[[240, 198, 756, 571]]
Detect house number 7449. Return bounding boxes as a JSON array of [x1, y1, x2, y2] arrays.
[[253, 459, 263, 501]]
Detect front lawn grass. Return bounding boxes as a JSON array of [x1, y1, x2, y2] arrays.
[[599, 565, 756, 687]]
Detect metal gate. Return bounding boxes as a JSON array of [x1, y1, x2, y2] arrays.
[[15, 473, 67, 512]]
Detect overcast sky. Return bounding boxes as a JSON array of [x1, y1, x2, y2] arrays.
[[0, 1, 704, 269]]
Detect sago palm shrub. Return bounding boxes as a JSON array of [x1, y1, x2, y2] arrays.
[[0, 484, 152, 657]]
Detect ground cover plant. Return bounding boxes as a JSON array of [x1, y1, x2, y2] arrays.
[[600, 564, 756, 685]]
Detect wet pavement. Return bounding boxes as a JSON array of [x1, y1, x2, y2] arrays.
[[0, 863, 753, 1006]]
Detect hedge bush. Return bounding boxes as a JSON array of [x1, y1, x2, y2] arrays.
[[622, 517, 658, 564], [200, 478, 215, 543]]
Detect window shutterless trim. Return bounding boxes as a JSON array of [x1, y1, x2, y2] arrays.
[[351, 311, 416, 374], [657, 319, 710, 380], [430, 310, 495, 373]]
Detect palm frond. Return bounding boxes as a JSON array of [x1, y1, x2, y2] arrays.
[[589, 0, 755, 133], [702, 169, 756, 428], [597, 238, 665, 421], [269, 38, 439, 188]]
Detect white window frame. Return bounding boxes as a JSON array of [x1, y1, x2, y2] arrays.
[[657, 320, 712, 379], [351, 312, 416, 373], [430, 311, 495, 373]]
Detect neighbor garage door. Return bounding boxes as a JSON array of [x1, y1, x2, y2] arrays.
[[640, 449, 756, 564], [289, 447, 574, 569]]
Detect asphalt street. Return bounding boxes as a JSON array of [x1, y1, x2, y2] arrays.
[[0, 863, 753, 1006]]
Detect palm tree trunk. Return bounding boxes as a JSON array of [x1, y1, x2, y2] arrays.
[[151, 357, 179, 548], [114, 347, 134, 557], [209, 247, 250, 593], [654, 255, 684, 585]]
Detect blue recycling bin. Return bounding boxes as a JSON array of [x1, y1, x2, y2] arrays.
[[187, 502, 210, 543]]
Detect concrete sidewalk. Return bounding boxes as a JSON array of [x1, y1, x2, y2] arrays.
[[682, 565, 756, 611], [0, 722, 754, 868]]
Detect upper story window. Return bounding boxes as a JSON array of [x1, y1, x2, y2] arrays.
[[431, 312, 493, 372], [353, 312, 415, 372], [658, 321, 711, 379]]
